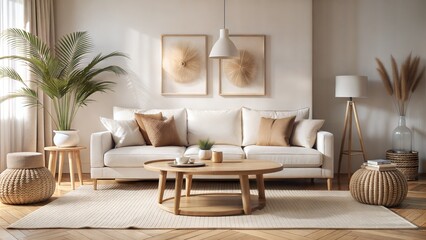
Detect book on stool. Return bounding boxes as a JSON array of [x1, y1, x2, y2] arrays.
[[362, 159, 396, 171]]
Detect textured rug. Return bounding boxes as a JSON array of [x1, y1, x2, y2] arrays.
[[9, 182, 416, 229]]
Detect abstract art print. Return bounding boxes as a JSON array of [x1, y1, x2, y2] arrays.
[[220, 35, 266, 96], [162, 35, 207, 95]]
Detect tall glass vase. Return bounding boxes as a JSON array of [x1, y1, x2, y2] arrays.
[[392, 116, 412, 153]]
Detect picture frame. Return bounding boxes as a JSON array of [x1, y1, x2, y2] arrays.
[[219, 35, 266, 96], [161, 34, 207, 96]]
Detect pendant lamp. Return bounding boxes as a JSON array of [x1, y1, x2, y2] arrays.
[[209, 0, 238, 59]]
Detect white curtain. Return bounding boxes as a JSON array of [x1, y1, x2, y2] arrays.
[[0, 0, 27, 171], [0, 0, 54, 171]]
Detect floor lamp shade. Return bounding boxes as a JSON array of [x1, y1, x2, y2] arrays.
[[335, 75, 368, 98], [209, 29, 238, 59]]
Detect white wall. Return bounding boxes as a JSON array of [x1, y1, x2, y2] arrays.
[[313, 0, 426, 173], [54, 0, 313, 172]]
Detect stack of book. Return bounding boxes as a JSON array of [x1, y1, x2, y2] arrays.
[[363, 159, 397, 171]]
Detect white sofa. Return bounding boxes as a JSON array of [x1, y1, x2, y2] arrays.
[[91, 107, 334, 190]]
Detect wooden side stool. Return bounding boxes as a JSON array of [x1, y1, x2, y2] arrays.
[[45, 146, 86, 190]]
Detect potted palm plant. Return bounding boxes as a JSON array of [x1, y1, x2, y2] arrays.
[[0, 28, 127, 147]]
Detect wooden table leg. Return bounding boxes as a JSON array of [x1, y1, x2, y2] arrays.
[[256, 174, 266, 208], [48, 151, 57, 179], [174, 172, 184, 215], [75, 150, 83, 186], [68, 151, 75, 190], [58, 152, 65, 185], [158, 171, 167, 203], [239, 174, 251, 215], [185, 174, 193, 197]]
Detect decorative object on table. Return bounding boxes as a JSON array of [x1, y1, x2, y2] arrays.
[[175, 156, 190, 165], [376, 54, 425, 153], [198, 138, 214, 160], [220, 35, 266, 96], [0, 29, 127, 147], [0, 152, 55, 204], [209, 0, 238, 59], [212, 151, 223, 163], [349, 164, 408, 207], [223, 50, 256, 87], [335, 75, 368, 180], [386, 150, 419, 180], [45, 146, 85, 190], [161, 34, 207, 95]]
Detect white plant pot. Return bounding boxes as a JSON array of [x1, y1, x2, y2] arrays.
[[53, 130, 80, 147], [198, 150, 212, 160]]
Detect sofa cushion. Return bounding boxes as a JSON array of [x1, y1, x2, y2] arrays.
[[187, 109, 242, 146], [184, 145, 245, 160], [257, 116, 296, 146], [243, 145, 322, 168], [134, 112, 163, 145], [104, 146, 186, 167], [100, 117, 145, 148], [291, 119, 325, 148], [113, 107, 188, 145], [142, 116, 182, 147], [242, 107, 310, 146]]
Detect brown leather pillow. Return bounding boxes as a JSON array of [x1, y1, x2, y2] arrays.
[[141, 116, 182, 147], [256, 116, 296, 146], [134, 112, 163, 145]]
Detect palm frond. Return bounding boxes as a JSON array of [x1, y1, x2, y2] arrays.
[[0, 87, 39, 107], [56, 31, 92, 77], [0, 67, 24, 83], [1, 28, 51, 62]]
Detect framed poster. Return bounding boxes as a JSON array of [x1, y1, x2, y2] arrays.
[[219, 35, 266, 96], [161, 34, 207, 95]]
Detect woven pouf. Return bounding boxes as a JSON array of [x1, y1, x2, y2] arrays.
[[0, 152, 55, 205], [349, 168, 408, 207]]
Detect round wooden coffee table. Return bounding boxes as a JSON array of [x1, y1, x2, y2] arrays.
[[144, 159, 283, 216]]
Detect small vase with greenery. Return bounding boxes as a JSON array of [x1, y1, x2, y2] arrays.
[[376, 53, 424, 153], [0, 28, 127, 147], [198, 138, 214, 160]]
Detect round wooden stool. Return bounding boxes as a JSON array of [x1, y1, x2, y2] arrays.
[[45, 146, 86, 190], [0, 152, 55, 204]]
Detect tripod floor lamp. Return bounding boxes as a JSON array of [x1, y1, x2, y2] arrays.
[[335, 75, 368, 181]]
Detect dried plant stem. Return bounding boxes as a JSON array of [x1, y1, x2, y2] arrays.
[[376, 53, 424, 116]]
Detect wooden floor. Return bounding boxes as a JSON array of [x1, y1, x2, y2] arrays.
[[1, 174, 425, 240]]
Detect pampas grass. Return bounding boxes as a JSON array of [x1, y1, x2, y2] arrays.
[[376, 53, 425, 116]]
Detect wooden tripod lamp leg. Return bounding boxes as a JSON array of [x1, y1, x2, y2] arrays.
[[351, 102, 367, 161], [338, 101, 351, 179]]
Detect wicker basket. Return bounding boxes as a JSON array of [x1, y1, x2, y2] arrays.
[[386, 150, 419, 180], [349, 168, 408, 207]]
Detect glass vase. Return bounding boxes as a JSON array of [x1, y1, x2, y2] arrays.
[[392, 116, 412, 153]]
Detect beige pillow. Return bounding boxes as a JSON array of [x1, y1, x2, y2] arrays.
[[134, 112, 163, 145], [100, 117, 145, 148], [290, 119, 325, 148], [256, 116, 296, 146], [141, 116, 182, 147]]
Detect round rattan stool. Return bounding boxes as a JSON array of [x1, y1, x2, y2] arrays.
[[349, 167, 408, 207], [0, 152, 55, 205]]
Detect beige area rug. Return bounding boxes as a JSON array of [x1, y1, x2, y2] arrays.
[[9, 182, 416, 229]]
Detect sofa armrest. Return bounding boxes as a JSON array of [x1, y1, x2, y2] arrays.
[[90, 131, 114, 168], [316, 131, 334, 178]]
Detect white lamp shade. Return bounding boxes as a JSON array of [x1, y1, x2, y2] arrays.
[[209, 29, 238, 59], [335, 75, 368, 98]]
